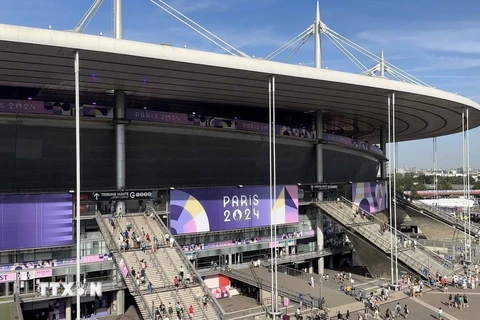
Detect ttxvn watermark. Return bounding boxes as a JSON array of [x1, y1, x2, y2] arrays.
[[38, 282, 102, 297]]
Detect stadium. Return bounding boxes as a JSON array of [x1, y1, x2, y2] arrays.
[[1, 1, 480, 320]]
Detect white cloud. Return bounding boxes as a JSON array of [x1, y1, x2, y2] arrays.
[[357, 20, 480, 54]]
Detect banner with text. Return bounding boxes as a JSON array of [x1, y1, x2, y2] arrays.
[[0, 100, 48, 114], [170, 185, 299, 235], [126, 109, 190, 125], [351, 181, 387, 213]]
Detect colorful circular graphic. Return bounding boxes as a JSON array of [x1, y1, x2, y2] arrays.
[[170, 190, 210, 234]]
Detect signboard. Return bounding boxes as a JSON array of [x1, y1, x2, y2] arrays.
[[322, 133, 384, 156], [92, 190, 154, 201], [0, 269, 53, 283], [0, 193, 73, 250], [352, 181, 387, 213], [170, 185, 299, 235], [126, 109, 190, 125], [0, 99, 48, 114], [310, 184, 338, 191]]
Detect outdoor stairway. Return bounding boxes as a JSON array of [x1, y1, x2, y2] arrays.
[[316, 199, 454, 279], [94, 212, 154, 320], [115, 217, 170, 290], [140, 211, 225, 319], [397, 196, 480, 237]]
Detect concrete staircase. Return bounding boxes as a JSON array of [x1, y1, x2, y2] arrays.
[[400, 197, 480, 237], [316, 199, 454, 278], [94, 212, 154, 320], [138, 212, 225, 319]]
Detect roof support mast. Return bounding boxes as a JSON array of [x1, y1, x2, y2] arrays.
[[113, 0, 123, 39], [73, 0, 105, 33], [314, 1, 322, 68]]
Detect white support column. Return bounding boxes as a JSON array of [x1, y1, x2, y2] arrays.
[[466, 108, 472, 262], [115, 90, 126, 215], [380, 126, 387, 179], [116, 290, 125, 315], [314, 1, 322, 68], [387, 94, 394, 286], [392, 92, 399, 286], [74, 51, 81, 320], [66, 297, 72, 320], [315, 111, 324, 275], [113, 0, 123, 39]]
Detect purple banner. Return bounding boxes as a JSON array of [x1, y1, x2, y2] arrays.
[[322, 133, 384, 156], [0, 99, 48, 114], [170, 185, 299, 235], [352, 181, 387, 213], [236, 120, 270, 133], [126, 109, 190, 125], [0, 193, 73, 250]]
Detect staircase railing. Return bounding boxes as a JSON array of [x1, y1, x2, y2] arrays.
[[128, 215, 170, 289], [149, 207, 226, 319], [14, 292, 24, 320], [398, 196, 480, 236], [319, 199, 452, 277], [95, 212, 154, 320], [160, 246, 210, 320], [337, 197, 453, 269]]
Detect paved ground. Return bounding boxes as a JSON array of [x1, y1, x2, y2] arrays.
[[223, 265, 480, 320]]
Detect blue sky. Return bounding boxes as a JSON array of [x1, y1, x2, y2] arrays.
[[1, 0, 479, 169]]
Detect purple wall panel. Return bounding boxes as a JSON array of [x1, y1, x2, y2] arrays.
[[0, 193, 73, 250]]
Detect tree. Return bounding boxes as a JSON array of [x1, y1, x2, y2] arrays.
[[473, 181, 480, 190], [437, 179, 452, 190]]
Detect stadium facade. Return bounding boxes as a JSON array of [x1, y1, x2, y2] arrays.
[[0, 14, 480, 320]]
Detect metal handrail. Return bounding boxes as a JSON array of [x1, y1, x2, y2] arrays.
[[320, 201, 451, 277], [95, 212, 154, 320], [402, 198, 480, 236], [149, 208, 226, 319], [160, 246, 210, 320], [14, 292, 24, 320], [319, 202, 437, 277], [336, 197, 453, 269], [128, 215, 170, 289]]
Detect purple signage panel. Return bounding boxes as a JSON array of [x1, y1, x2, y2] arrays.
[[126, 109, 190, 125], [170, 185, 299, 235], [236, 120, 270, 133], [0, 100, 48, 115], [0, 193, 73, 250], [322, 133, 384, 156], [322, 133, 354, 146], [351, 181, 388, 214]]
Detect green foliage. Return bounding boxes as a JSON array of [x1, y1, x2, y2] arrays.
[[395, 173, 477, 198], [473, 181, 480, 190]]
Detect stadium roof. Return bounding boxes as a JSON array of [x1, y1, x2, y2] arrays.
[[0, 24, 479, 143]]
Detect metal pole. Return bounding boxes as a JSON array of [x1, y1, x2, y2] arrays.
[[393, 92, 399, 286], [466, 108, 472, 262], [74, 50, 81, 320], [387, 94, 393, 285], [272, 75, 278, 313], [113, 0, 123, 39], [314, 1, 321, 68], [462, 111, 467, 255], [433, 137, 438, 205], [268, 77, 274, 314]]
